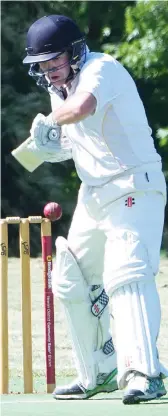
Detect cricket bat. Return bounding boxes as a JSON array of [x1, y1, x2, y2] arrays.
[[11, 136, 43, 172]]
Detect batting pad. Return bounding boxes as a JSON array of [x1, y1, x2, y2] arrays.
[[52, 237, 116, 389], [112, 280, 168, 389]]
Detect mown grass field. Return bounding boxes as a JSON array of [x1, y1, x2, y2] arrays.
[[7, 256, 168, 393]]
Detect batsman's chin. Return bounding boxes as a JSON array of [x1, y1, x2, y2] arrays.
[[52, 81, 65, 88], [50, 76, 67, 88]]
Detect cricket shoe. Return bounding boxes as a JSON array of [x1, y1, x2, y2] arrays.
[[53, 368, 118, 399], [123, 371, 167, 404]]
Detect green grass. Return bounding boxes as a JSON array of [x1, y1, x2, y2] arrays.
[[5, 257, 168, 394]]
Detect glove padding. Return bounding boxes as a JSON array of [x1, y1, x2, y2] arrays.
[[31, 134, 72, 163], [30, 113, 61, 147], [42, 134, 72, 163], [30, 113, 72, 162]]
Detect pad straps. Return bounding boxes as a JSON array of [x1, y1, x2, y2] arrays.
[[91, 287, 109, 318]]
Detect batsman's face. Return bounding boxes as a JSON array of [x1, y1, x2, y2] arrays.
[[39, 53, 70, 87]]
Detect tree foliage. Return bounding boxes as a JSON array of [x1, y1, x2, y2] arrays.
[[1, 1, 168, 254], [103, 1, 168, 173]]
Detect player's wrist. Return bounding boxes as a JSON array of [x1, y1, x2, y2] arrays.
[[46, 113, 60, 127], [45, 114, 61, 141]]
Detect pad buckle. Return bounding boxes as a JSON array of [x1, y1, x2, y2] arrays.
[[91, 289, 109, 318], [103, 338, 115, 355]]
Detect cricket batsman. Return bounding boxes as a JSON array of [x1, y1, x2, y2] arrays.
[[20, 14, 167, 403]]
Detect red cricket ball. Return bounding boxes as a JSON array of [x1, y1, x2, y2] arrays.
[[43, 202, 62, 222]]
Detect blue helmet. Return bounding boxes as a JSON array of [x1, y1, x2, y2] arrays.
[[23, 15, 86, 89]]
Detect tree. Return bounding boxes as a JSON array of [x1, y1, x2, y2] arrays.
[[103, 0, 168, 176]]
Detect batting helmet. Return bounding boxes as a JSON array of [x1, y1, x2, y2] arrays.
[[23, 15, 86, 90]]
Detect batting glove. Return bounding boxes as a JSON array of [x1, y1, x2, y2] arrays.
[[30, 113, 61, 147]]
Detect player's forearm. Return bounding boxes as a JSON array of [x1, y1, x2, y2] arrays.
[[52, 92, 96, 125]]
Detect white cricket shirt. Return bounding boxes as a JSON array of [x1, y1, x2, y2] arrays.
[[51, 52, 161, 186]]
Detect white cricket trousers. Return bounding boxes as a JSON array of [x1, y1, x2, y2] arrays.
[[68, 167, 166, 293], [53, 164, 167, 387], [61, 165, 168, 386]]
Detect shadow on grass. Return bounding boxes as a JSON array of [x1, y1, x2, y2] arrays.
[[89, 397, 168, 404]]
